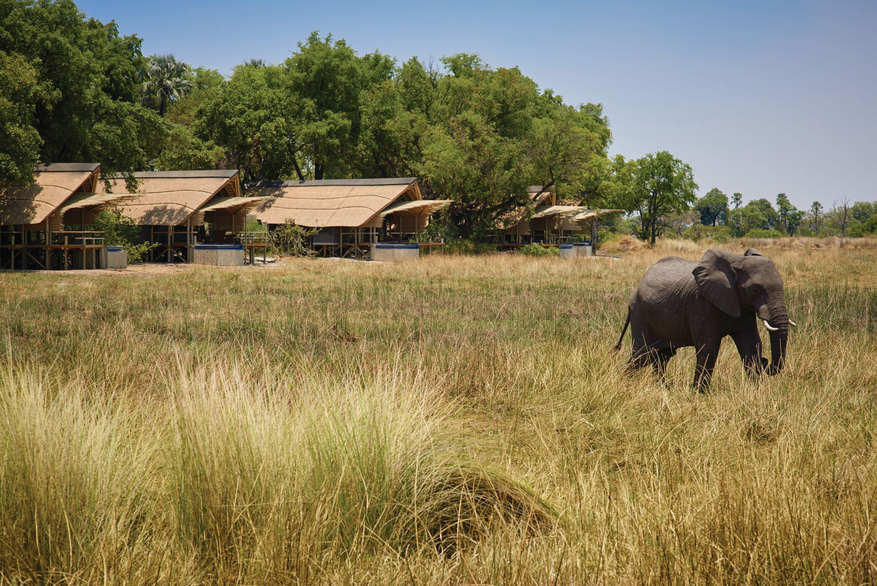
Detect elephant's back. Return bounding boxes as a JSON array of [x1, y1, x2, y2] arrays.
[[633, 256, 698, 306]]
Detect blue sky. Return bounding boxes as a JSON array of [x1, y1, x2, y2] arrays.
[[77, 0, 877, 209]]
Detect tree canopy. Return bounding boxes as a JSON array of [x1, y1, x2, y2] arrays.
[[693, 188, 729, 226], [0, 0, 165, 188], [615, 151, 698, 244]]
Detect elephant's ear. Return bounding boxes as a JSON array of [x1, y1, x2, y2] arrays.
[[692, 249, 741, 317], [744, 248, 763, 257]]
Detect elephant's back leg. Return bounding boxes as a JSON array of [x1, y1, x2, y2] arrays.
[[627, 311, 662, 371]]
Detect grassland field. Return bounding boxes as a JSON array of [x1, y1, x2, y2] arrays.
[[1, 238, 877, 584]]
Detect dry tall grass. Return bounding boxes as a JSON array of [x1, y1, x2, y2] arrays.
[[1, 241, 876, 584]]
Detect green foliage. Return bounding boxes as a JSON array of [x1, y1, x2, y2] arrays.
[[0, 0, 165, 181], [0, 49, 42, 188], [776, 193, 804, 236], [270, 221, 319, 256], [195, 62, 295, 183], [285, 32, 393, 180], [443, 239, 497, 255], [693, 188, 729, 226], [155, 124, 224, 171], [91, 209, 154, 261], [518, 243, 559, 256], [808, 201, 824, 234], [743, 228, 783, 239], [847, 206, 877, 237], [140, 54, 192, 116], [615, 151, 698, 244], [729, 198, 779, 237], [681, 224, 732, 242]]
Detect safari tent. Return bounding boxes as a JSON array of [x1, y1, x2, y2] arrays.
[[501, 186, 624, 246], [96, 170, 266, 263], [247, 178, 451, 257], [0, 163, 116, 270]]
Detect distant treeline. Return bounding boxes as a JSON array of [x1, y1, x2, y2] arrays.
[[660, 191, 875, 242], [1, 0, 871, 242]]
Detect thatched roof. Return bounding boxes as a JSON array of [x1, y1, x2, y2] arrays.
[[1, 163, 100, 226], [378, 199, 452, 218], [198, 195, 272, 215], [530, 205, 588, 219], [58, 192, 135, 216], [97, 170, 240, 226], [247, 178, 425, 228], [527, 185, 556, 207], [568, 209, 625, 223], [531, 205, 625, 222]]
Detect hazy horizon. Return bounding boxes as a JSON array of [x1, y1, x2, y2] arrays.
[[77, 0, 877, 209]]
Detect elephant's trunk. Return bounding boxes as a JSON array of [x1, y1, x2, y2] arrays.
[[759, 295, 788, 375]]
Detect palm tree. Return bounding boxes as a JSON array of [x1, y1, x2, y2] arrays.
[[140, 54, 192, 116]]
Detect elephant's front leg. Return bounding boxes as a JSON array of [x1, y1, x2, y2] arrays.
[[693, 340, 721, 391], [731, 320, 766, 375]]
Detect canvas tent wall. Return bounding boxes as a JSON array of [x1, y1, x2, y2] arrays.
[[0, 163, 104, 270], [97, 170, 242, 263], [247, 178, 450, 256]]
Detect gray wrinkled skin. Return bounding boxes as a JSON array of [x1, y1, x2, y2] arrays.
[[617, 248, 789, 391]]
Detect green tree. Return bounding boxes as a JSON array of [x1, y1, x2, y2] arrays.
[[0, 49, 42, 188], [693, 188, 729, 226], [140, 54, 192, 117], [165, 67, 225, 126], [285, 32, 393, 179], [155, 124, 225, 171], [529, 102, 610, 203], [732, 192, 743, 209], [617, 151, 698, 244], [776, 193, 803, 235], [418, 111, 531, 239], [809, 201, 824, 234], [195, 62, 297, 183], [733, 198, 779, 236], [408, 53, 613, 238], [0, 0, 165, 182]]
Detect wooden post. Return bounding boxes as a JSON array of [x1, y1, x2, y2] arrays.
[[45, 218, 51, 270], [187, 217, 192, 263], [167, 225, 173, 264]]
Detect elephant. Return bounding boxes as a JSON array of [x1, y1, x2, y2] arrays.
[[615, 248, 794, 390]]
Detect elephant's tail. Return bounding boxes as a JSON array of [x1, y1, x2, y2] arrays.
[[615, 311, 630, 351]]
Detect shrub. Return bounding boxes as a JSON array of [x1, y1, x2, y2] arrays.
[[518, 243, 559, 256], [681, 224, 732, 243], [270, 221, 319, 256], [744, 229, 783, 239], [444, 239, 497, 255], [92, 209, 156, 262]]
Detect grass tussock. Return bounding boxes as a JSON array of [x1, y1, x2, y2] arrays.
[[2, 245, 877, 583], [0, 358, 554, 583]]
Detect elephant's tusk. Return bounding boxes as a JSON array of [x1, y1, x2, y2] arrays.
[[788, 319, 797, 327], [762, 319, 779, 332]]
